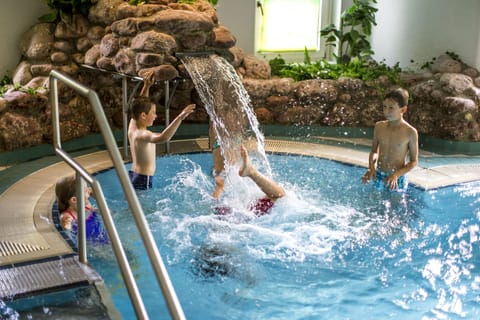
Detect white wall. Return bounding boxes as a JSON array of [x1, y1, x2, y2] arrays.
[[371, 0, 480, 69], [0, 0, 50, 77], [217, 0, 480, 69], [215, 0, 257, 54]]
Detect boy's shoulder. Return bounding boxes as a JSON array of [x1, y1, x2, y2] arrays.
[[374, 120, 389, 129], [401, 119, 418, 133], [130, 127, 152, 140]]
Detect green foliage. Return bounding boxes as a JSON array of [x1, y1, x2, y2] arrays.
[[270, 51, 402, 84], [178, 0, 218, 5], [0, 76, 11, 97], [0, 75, 44, 97], [281, 0, 385, 84], [1, 75, 11, 86], [39, 0, 219, 21], [39, 0, 95, 22], [269, 56, 287, 77], [320, 0, 377, 64]]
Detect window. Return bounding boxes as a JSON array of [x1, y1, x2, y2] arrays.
[[256, 0, 339, 61]]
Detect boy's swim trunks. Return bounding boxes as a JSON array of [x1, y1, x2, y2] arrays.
[[129, 170, 153, 190]]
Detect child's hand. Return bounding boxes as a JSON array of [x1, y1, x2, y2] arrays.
[[361, 170, 375, 184], [143, 70, 155, 86], [385, 174, 399, 190], [60, 213, 73, 230], [180, 104, 196, 120], [86, 187, 94, 198], [139, 70, 155, 97]]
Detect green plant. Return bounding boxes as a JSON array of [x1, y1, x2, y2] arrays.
[[0, 75, 45, 97], [1, 75, 11, 86], [269, 50, 402, 84], [320, 0, 377, 64], [178, 0, 218, 5], [0, 75, 11, 97], [39, 0, 95, 22], [20, 87, 40, 95]]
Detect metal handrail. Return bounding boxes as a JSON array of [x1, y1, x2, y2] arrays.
[[49, 70, 185, 320]]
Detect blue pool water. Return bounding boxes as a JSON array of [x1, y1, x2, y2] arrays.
[[89, 153, 480, 319]]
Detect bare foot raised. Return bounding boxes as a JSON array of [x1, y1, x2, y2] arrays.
[[239, 145, 254, 177]]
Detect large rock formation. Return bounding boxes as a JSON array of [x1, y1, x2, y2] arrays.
[[0, 0, 478, 152]]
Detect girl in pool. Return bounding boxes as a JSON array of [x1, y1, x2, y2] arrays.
[[55, 176, 109, 244]]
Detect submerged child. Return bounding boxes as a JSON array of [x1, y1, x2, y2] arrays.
[[55, 176, 108, 244], [361, 87, 419, 191]]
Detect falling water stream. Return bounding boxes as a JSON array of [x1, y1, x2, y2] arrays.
[[180, 54, 271, 176]]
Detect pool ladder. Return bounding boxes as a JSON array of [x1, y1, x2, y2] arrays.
[[49, 70, 185, 320]]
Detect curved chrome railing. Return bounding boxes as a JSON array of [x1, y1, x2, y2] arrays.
[[49, 70, 185, 320]]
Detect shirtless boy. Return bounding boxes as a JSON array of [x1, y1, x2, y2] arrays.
[[361, 88, 418, 191], [128, 71, 195, 190]]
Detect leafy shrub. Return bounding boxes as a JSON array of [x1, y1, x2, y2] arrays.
[[270, 55, 402, 84], [320, 0, 378, 65], [39, 0, 95, 22]]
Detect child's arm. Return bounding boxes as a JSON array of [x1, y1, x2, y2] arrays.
[[362, 128, 379, 183], [149, 104, 196, 143], [139, 70, 155, 97]]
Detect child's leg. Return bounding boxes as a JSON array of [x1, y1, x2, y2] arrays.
[[212, 175, 225, 199], [239, 145, 285, 199]]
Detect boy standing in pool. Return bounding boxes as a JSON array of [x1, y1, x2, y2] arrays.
[[361, 87, 418, 191], [128, 71, 196, 190]]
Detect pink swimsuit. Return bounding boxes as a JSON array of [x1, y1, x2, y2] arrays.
[[215, 197, 275, 217]]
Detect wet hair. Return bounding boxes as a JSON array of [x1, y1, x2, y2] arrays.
[[55, 176, 76, 213], [384, 88, 409, 108], [192, 244, 234, 277], [129, 97, 154, 120]]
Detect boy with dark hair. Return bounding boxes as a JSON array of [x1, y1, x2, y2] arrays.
[[128, 71, 195, 190], [361, 87, 418, 191]]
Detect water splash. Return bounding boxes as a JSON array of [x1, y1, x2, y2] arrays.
[[0, 300, 19, 320], [180, 54, 271, 176]]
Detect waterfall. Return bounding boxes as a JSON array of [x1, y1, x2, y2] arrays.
[[180, 54, 271, 176]]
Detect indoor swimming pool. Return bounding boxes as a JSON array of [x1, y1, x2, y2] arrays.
[[80, 152, 480, 319]]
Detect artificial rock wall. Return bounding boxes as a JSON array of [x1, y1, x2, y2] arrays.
[[0, 0, 479, 152]]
